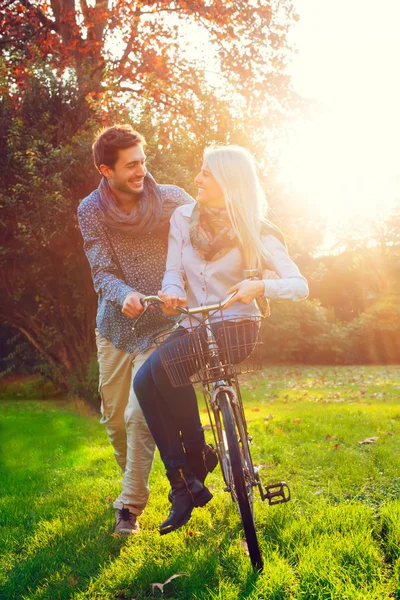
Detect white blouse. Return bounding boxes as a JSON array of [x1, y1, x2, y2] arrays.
[[162, 203, 308, 327]]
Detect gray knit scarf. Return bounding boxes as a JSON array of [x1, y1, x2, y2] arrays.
[[97, 172, 184, 236]]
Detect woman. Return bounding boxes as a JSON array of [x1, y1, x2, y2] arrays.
[[134, 145, 308, 535]]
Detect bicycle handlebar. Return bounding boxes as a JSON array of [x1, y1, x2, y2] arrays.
[[141, 292, 237, 315], [132, 291, 238, 331]]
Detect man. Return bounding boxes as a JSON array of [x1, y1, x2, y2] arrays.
[[77, 124, 194, 534]]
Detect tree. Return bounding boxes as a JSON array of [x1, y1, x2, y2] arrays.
[[0, 60, 258, 400], [2, 0, 298, 135], [1, 1, 302, 399], [0, 65, 99, 392]]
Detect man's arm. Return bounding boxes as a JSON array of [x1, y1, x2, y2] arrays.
[[77, 198, 144, 317]]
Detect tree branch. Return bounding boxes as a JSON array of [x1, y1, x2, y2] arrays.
[[19, 0, 59, 33], [1, 0, 19, 10], [0, 312, 69, 388], [0, 24, 45, 47]]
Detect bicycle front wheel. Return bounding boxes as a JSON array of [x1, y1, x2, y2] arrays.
[[218, 391, 263, 571]]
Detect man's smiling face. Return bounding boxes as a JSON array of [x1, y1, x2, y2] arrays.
[[102, 144, 147, 197]]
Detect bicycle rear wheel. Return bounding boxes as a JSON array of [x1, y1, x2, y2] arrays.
[[218, 391, 263, 571]]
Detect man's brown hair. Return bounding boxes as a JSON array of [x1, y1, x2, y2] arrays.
[[92, 125, 146, 173]]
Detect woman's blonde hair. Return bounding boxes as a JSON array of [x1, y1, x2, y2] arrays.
[[203, 144, 271, 271]]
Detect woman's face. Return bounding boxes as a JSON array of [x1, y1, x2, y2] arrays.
[[194, 163, 225, 208]]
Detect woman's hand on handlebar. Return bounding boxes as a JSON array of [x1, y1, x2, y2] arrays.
[[158, 290, 187, 315], [224, 280, 265, 309], [224, 269, 280, 308]]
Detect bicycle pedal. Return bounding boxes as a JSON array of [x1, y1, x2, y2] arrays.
[[263, 482, 291, 505]]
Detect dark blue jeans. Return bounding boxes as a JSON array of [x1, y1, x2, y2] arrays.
[[133, 320, 258, 472]]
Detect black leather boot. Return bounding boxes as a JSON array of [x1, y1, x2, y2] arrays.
[[168, 444, 218, 503], [160, 466, 213, 535], [187, 443, 219, 484]]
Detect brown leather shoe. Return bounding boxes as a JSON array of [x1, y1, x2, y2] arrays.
[[114, 507, 140, 534]]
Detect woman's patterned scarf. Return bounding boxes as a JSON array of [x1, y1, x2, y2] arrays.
[[189, 202, 286, 262], [189, 203, 238, 261], [97, 172, 185, 237]]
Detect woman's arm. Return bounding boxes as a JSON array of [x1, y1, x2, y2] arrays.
[[261, 235, 309, 301], [161, 208, 187, 310], [224, 235, 308, 308]]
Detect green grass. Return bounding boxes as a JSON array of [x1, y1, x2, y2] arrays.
[[1, 365, 400, 599]]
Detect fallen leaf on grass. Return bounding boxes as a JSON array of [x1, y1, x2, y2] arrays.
[[251, 407, 260, 412], [105, 496, 114, 503], [151, 573, 189, 593], [292, 419, 302, 424], [240, 539, 250, 555], [359, 436, 378, 445], [333, 443, 340, 450]]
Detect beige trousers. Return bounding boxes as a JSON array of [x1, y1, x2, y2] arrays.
[[96, 329, 156, 516]]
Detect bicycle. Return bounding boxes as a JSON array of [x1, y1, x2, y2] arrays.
[[133, 288, 291, 571]]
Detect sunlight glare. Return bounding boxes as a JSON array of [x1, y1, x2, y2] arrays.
[[277, 0, 400, 226]]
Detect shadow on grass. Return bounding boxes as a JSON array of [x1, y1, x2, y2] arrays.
[[0, 508, 127, 600], [1, 502, 262, 600], [0, 400, 125, 600]]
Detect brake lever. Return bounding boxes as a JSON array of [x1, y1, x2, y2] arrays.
[[219, 290, 238, 309], [131, 300, 150, 332]]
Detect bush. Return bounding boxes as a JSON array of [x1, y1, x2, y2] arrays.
[[261, 295, 400, 365]]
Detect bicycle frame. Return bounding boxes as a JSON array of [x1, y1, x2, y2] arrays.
[[193, 310, 257, 498]]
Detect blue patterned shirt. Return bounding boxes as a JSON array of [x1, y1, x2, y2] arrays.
[[77, 186, 194, 354]]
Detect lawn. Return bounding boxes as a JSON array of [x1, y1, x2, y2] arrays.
[[1, 366, 400, 599]]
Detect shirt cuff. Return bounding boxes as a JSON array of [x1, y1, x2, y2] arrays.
[[162, 284, 186, 297]]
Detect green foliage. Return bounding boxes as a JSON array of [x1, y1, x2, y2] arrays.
[[262, 295, 400, 364], [67, 356, 100, 409], [0, 376, 61, 400], [0, 63, 99, 395]]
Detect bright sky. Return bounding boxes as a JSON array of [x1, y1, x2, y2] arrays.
[[278, 0, 400, 228]]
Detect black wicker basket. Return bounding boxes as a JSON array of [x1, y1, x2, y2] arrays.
[[154, 316, 262, 388]]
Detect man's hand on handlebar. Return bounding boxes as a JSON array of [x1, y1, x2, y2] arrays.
[[122, 291, 148, 319], [158, 290, 187, 315]]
